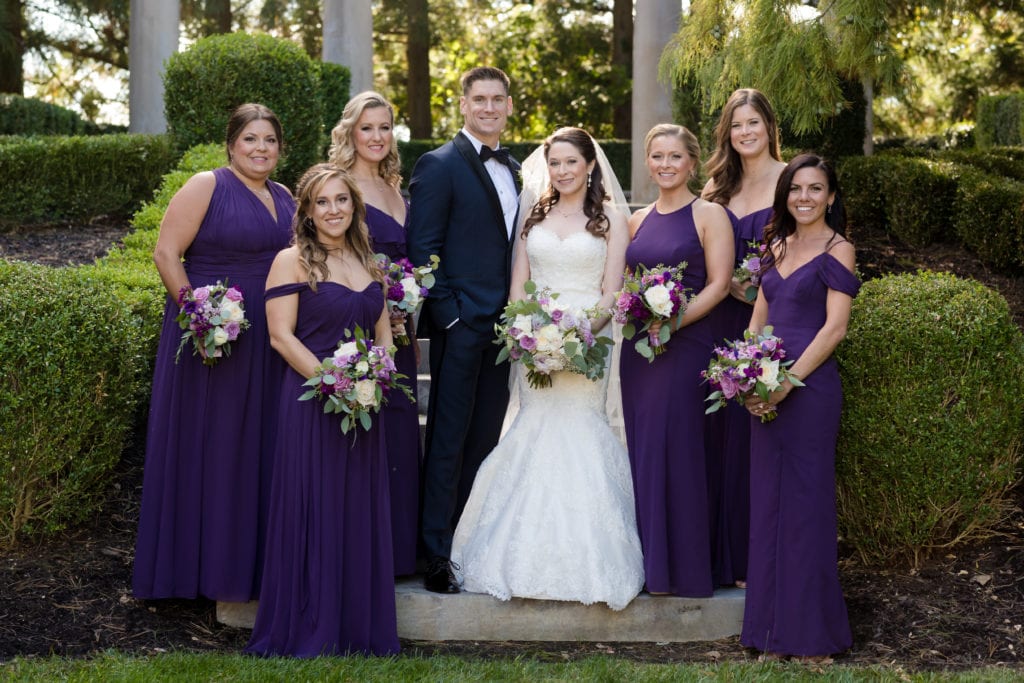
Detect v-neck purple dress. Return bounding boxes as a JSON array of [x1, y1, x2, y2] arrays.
[[706, 205, 773, 586], [620, 200, 715, 598], [365, 203, 420, 577], [246, 281, 399, 657], [133, 166, 293, 601], [740, 251, 859, 656]]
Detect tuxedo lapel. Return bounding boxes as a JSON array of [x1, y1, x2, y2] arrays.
[[454, 132, 513, 242]]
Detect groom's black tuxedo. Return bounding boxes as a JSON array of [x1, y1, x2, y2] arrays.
[[408, 131, 521, 562]]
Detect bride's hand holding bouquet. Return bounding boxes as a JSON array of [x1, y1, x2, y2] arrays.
[[494, 281, 614, 389], [613, 262, 689, 362]]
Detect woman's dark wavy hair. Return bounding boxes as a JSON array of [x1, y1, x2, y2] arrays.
[[522, 127, 610, 240], [292, 163, 382, 291], [762, 153, 846, 270]]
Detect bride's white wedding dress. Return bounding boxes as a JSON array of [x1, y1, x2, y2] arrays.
[[450, 224, 644, 611]]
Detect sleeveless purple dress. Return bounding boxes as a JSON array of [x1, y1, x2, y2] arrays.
[[366, 203, 420, 576], [133, 166, 293, 601], [246, 281, 400, 657], [620, 200, 714, 598], [706, 206, 773, 586], [740, 251, 859, 656]]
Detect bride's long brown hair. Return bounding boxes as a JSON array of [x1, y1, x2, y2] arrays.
[[522, 127, 610, 240]]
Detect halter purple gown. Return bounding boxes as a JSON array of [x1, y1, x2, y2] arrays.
[[366, 203, 420, 576], [133, 166, 293, 601], [740, 251, 859, 656], [620, 200, 714, 597], [706, 206, 773, 586], [246, 281, 399, 657]]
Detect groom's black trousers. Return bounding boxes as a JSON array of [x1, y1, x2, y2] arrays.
[[420, 321, 510, 560]]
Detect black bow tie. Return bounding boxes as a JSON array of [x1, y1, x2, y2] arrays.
[[479, 145, 511, 167]]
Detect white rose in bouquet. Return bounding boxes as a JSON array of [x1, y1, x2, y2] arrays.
[[212, 326, 229, 346], [535, 323, 565, 354], [354, 379, 378, 407], [400, 276, 421, 308], [219, 299, 245, 323], [643, 284, 674, 317]]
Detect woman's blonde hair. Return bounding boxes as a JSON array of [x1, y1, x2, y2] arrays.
[[292, 164, 383, 291], [327, 91, 402, 188]]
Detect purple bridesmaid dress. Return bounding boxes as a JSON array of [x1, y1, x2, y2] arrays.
[[246, 281, 399, 657], [133, 166, 293, 601], [740, 251, 859, 656], [706, 205, 773, 586], [366, 203, 421, 576], [620, 199, 715, 598]]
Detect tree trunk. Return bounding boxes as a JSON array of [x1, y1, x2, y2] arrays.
[[0, 0, 24, 95], [406, 0, 431, 139], [612, 0, 632, 139], [862, 74, 874, 156], [203, 0, 231, 36]]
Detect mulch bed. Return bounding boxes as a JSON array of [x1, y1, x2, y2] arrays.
[[0, 220, 1022, 671]]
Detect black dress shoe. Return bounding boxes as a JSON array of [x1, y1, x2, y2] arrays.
[[424, 556, 460, 594]]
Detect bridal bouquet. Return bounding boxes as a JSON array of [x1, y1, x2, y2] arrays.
[[702, 326, 804, 423], [300, 325, 412, 434], [175, 280, 249, 366], [735, 240, 767, 302], [494, 281, 613, 389], [613, 262, 689, 362], [375, 253, 440, 345]]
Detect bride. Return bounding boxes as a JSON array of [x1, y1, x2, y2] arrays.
[[450, 127, 644, 610]]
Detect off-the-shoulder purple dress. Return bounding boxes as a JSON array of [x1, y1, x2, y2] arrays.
[[620, 199, 715, 597], [133, 166, 293, 601], [365, 203, 420, 576], [246, 281, 399, 657], [706, 205, 773, 586], [740, 251, 859, 656]]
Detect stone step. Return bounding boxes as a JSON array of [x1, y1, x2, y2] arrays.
[[217, 582, 745, 643]]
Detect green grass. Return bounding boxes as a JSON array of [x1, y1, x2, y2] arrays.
[[1, 652, 1021, 682]]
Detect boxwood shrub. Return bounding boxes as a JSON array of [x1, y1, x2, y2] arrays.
[[975, 92, 1024, 148], [0, 262, 148, 546], [952, 168, 1024, 272], [0, 134, 178, 225], [0, 94, 95, 135], [163, 32, 324, 188], [836, 272, 1024, 567]]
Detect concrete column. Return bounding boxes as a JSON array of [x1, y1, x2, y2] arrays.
[[128, 0, 179, 133], [630, 0, 681, 204], [323, 0, 373, 94]]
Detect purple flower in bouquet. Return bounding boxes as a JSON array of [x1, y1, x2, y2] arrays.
[[735, 240, 768, 302], [375, 253, 440, 345], [175, 280, 250, 366]]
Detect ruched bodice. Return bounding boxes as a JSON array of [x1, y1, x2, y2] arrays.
[[526, 226, 606, 310]]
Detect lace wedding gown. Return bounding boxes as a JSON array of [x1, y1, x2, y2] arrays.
[[450, 224, 645, 611]]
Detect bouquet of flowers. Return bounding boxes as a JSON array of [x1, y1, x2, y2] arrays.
[[702, 326, 804, 423], [175, 280, 249, 366], [376, 253, 440, 345], [735, 240, 767, 302], [613, 262, 689, 362], [300, 325, 413, 434], [494, 281, 614, 389]]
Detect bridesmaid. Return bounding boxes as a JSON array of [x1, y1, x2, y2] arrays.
[[328, 92, 420, 576], [742, 154, 857, 659], [702, 88, 787, 588], [620, 124, 733, 597], [246, 165, 399, 657], [134, 103, 293, 604]]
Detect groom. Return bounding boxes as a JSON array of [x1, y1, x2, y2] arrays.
[[408, 66, 520, 594]]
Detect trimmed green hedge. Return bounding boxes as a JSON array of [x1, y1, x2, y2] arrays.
[[0, 94, 97, 135], [0, 262, 148, 546], [975, 92, 1024, 148], [837, 272, 1024, 567], [318, 61, 353, 137], [163, 32, 343, 188], [0, 134, 179, 225], [839, 149, 1024, 271]]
